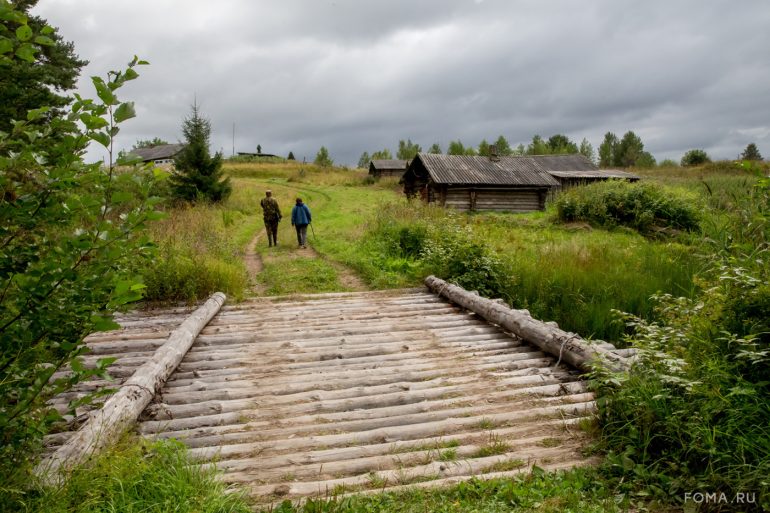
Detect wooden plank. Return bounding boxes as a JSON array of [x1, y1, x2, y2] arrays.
[[36, 292, 227, 482]]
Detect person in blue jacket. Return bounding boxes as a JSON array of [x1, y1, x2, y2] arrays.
[[290, 197, 312, 249]]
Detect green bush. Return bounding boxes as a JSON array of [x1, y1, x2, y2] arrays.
[[593, 261, 770, 508], [0, 23, 160, 481], [681, 148, 711, 167], [555, 181, 701, 233], [420, 226, 507, 299]]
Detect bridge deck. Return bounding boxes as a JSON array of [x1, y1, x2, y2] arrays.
[[47, 289, 596, 505]]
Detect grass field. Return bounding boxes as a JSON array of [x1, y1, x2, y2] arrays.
[[141, 161, 749, 343], [124, 159, 768, 513]]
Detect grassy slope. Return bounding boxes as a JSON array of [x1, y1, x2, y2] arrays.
[[128, 161, 761, 512]]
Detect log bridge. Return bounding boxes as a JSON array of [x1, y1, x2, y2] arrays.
[[39, 276, 633, 505]]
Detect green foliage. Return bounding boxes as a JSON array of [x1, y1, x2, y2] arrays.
[[598, 132, 618, 168], [447, 139, 476, 156], [526, 134, 549, 155], [598, 131, 653, 168], [287, 151, 295, 160], [658, 158, 679, 167], [634, 151, 656, 168], [314, 145, 333, 167], [170, 102, 231, 202], [555, 180, 701, 233], [5, 438, 252, 512], [371, 148, 393, 160], [681, 148, 711, 167], [427, 142, 442, 154], [0, 37, 160, 487], [741, 142, 763, 161], [494, 135, 513, 156], [357, 150, 370, 168], [0, 0, 87, 149], [477, 138, 490, 156], [579, 137, 595, 164], [396, 139, 421, 160], [132, 136, 168, 149], [593, 261, 770, 509], [546, 133, 578, 154]]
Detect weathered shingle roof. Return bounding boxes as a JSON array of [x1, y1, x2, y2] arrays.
[[130, 144, 185, 162], [549, 169, 640, 180], [370, 159, 409, 170], [412, 154, 560, 187], [533, 154, 640, 179]]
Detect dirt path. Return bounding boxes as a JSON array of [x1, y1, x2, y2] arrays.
[[303, 244, 369, 292], [244, 227, 369, 296], [243, 231, 266, 295]]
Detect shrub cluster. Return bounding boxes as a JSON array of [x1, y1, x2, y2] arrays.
[[366, 203, 509, 299], [555, 180, 701, 233], [594, 260, 770, 508]]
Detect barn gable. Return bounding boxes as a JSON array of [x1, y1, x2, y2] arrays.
[[130, 143, 185, 164], [368, 159, 409, 178]]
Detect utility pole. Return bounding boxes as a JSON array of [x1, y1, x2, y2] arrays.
[[232, 122, 235, 157]]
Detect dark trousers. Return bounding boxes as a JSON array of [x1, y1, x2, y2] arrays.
[[295, 224, 308, 247], [265, 220, 279, 246]]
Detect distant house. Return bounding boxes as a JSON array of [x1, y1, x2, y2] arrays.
[[534, 154, 640, 188], [237, 152, 280, 158], [368, 159, 409, 178], [402, 153, 559, 212], [130, 144, 185, 165]]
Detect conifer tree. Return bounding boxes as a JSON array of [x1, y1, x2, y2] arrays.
[[741, 143, 763, 161], [170, 102, 231, 202]]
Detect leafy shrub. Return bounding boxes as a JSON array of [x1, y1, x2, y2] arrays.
[[681, 148, 711, 167], [397, 225, 429, 257], [420, 225, 507, 299], [365, 203, 509, 299], [594, 261, 770, 508], [0, 29, 160, 482], [555, 181, 701, 233]]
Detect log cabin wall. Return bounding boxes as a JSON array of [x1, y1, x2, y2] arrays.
[[441, 187, 546, 212]]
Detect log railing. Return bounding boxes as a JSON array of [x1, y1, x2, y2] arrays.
[[424, 276, 630, 373], [36, 292, 227, 483]]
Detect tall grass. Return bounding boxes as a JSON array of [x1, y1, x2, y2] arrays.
[[357, 201, 700, 341], [3, 438, 252, 513], [143, 204, 250, 302]]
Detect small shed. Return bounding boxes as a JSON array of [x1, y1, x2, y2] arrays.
[[130, 144, 185, 165], [402, 153, 559, 212], [368, 159, 409, 178], [534, 154, 640, 188]]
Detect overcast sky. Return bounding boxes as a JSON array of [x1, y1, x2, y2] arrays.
[[34, 0, 770, 166]]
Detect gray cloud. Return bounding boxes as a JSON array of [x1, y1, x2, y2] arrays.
[[34, 0, 770, 165]]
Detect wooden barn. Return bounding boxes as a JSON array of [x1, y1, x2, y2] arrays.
[[130, 143, 185, 165], [368, 159, 409, 178], [535, 154, 640, 188], [402, 153, 559, 212]]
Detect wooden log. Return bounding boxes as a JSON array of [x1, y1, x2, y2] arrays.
[[36, 292, 226, 482], [424, 276, 629, 372], [244, 444, 582, 497]]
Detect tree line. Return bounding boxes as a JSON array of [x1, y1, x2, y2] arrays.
[[357, 134, 764, 169]]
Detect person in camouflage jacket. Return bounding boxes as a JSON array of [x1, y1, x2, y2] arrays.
[[260, 190, 282, 246]]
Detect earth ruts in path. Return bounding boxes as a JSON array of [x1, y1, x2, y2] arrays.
[[245, 227, 368, 295], [243, 232, 266, 295]]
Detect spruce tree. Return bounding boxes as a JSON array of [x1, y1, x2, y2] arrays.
[[741, 143, 763, 161], [170, 103, 231, 202]]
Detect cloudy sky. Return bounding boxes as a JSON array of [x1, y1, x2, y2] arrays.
[[34, 0, 770, 166]]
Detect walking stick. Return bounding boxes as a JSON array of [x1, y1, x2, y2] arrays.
[[310, 223, 317, 241]]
